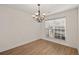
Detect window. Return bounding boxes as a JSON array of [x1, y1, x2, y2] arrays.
[[45, 17, 66, 40]]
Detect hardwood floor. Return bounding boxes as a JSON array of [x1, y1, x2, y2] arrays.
[[0, 39, 78, 55]]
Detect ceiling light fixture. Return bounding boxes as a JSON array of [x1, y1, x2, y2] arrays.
[[32, 4, 46, 23]]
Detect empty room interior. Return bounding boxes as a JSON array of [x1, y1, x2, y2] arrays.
[[0, 4, 79, 55]]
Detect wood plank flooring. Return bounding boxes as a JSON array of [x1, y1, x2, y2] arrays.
[[0, 39, 78, 55]]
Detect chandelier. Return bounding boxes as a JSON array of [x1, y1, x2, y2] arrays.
[[32, 4, 46, 22]]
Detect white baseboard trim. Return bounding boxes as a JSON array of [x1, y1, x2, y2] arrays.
[[0, 39, 39, 52]]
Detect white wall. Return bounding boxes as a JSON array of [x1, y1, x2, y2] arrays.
[[78, 7, 79, 53], [0, 6, 40, 52], [41, 8, 78, 50]]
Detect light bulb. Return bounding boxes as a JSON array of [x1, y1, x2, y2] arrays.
[[35, 17, 38, 19], [35, 13, 39, 15], [32, 15, 35, 18], [42, 13, 46, 16]]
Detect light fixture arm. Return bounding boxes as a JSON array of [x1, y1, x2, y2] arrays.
[[38, 4, 40, 16]]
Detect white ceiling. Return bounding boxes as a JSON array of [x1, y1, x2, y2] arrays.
[[1, 4, 79, 16]]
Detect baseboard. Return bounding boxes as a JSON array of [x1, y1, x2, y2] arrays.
[[42, 38, 78, 49], [0, 39, 39, 52]]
